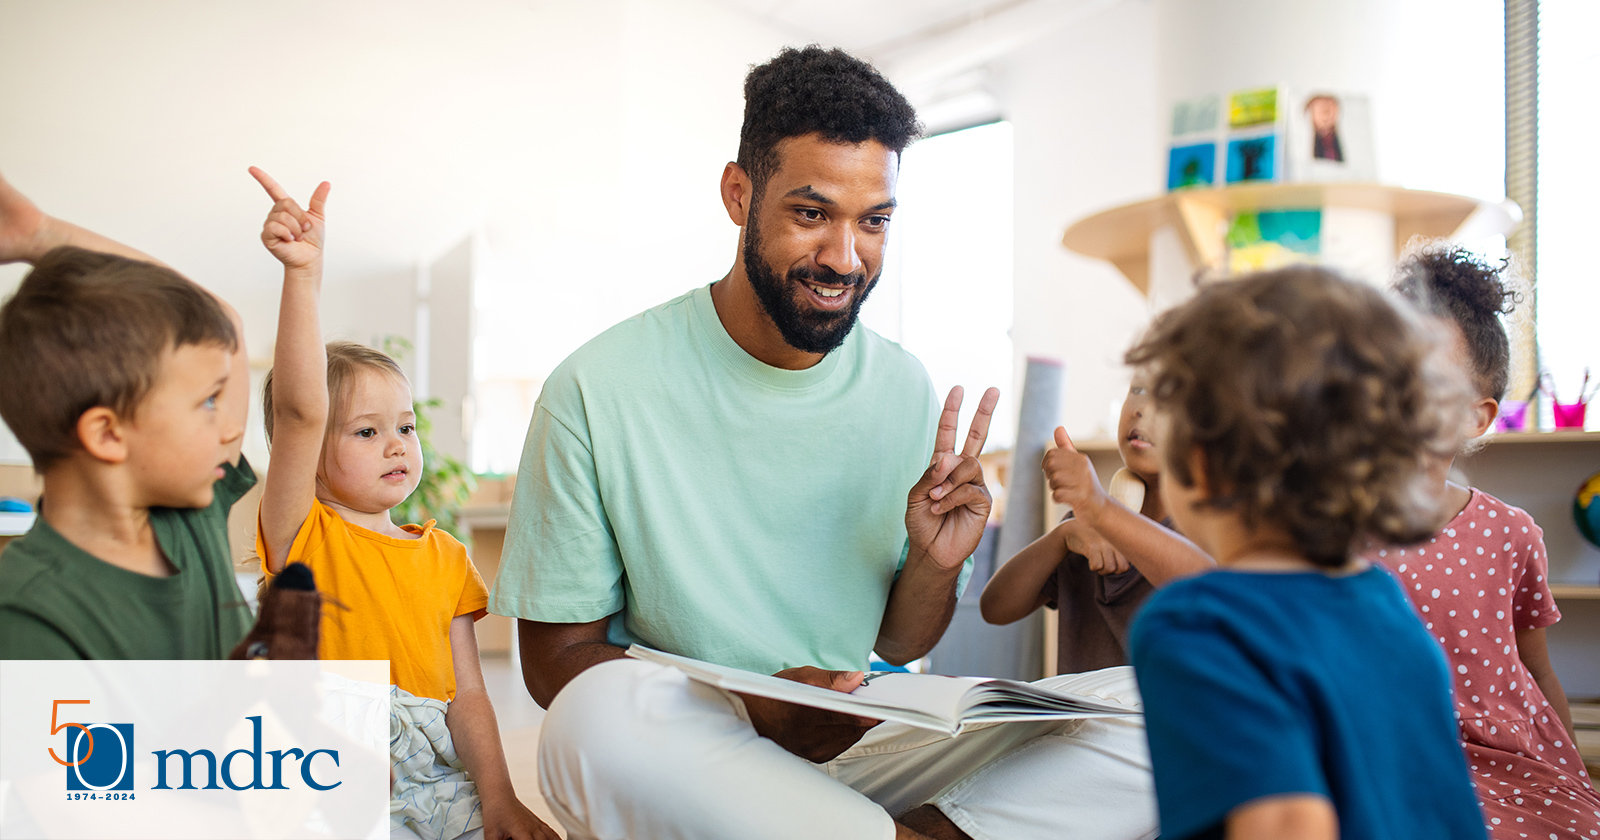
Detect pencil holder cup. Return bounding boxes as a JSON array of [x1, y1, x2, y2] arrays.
[[1496, 400, 1531, 432], [1553, 401, 1588, 430]]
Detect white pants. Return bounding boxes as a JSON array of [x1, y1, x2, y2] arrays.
[[537, 660, 1157, 840], [391, 828, 484, 840]]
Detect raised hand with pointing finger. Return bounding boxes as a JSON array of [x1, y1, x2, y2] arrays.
[[247, 169, 558, 840], [249, 166, 329, 271]]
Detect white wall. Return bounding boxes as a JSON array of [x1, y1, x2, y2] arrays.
[[470, 0, 793, 471], [995, 0, 1163, 440], [1, 0, 624, 348], [0, 0, 791, 471], [1157, 0, 1504, 199], [993, 0, 1505, 442]]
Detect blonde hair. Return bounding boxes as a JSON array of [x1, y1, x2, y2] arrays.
[[262, 341, 408, 447]]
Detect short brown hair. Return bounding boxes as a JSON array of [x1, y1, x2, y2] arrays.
[[0, 247, 238, 471], [262, 340, 407, 447], [1127, 267, 1468, 567]]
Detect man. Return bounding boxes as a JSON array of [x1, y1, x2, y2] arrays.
[[489, 46, 1155, 840]]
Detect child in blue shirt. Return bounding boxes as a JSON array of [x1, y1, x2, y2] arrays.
[[1114, 266, 1487, 839]]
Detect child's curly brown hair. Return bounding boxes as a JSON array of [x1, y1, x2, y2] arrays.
[[1394, 243, 1520, 401], [1126, 266, 1469, 567]]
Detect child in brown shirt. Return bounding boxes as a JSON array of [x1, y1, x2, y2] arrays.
[[980, 367, 1212, 672]]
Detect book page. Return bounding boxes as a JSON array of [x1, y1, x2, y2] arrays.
[[625, 646, 1136, 736], [850, 672, 985, 722], [623, 647, 926, 710]]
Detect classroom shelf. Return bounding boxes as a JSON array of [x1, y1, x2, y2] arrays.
[[1059, 183, 1516, 294], [1483, 430, 1600, 445], [1067, 431, 1600, 452]]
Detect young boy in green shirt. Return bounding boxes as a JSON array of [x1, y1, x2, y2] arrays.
[[0, 170, 256, 658]]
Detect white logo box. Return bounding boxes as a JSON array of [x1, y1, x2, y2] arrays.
[[0, 660, 388, 840]]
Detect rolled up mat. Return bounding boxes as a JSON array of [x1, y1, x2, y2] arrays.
[[999, 356, 1066, 565], [997, 357, 1065, 679]]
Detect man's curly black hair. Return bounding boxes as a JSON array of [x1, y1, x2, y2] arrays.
[[737, 46, 922, 200], [1393, 244, 1521, 401]]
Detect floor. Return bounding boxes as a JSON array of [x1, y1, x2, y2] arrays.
[[479, 650, 565, 836]]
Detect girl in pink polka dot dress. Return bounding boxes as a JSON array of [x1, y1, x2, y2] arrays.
[[1370, 246, 1600, 839]]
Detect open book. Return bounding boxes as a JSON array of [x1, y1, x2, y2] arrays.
[[626, 645, 1139, 737]]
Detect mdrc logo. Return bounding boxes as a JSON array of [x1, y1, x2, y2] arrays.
[[6, 663, 389, 839], [64, 724, 134, 791], [44, 699, 342, 795], [50, 700, 133, 792]]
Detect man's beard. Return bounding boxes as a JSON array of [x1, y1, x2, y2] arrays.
[[743, 214, 877, 356]]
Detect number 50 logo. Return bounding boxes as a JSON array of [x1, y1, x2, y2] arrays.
[[49, 700, 134, 791]]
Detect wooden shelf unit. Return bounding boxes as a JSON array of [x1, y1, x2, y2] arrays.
[[1060, 183, 1516, 294], [1482, 430, 1600, 445], [1061, 431, 1598, 454], [1062, 428, 1600, 693]]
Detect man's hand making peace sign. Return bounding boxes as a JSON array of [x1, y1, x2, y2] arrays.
[[875, 385, 1001, 666], [906, 385, 1001, 567]]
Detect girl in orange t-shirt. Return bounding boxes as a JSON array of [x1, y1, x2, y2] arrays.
[[249, 168, 556, 840]]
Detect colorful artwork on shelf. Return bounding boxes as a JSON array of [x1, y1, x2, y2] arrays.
[[1228, 87, 1279, 128], [1225, 209, 1321, 273], [1225, 134, 1278, 183], [1171, 97, 1221, 137], [1167, 142, 1217, 191], [1163, 86, 1376, 190]]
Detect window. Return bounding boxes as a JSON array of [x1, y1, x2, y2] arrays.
[[1535, 0, 1600, 415], [862, 121, 1017, 451]]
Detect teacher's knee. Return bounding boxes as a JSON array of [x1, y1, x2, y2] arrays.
[[538, 658, 709, 792]]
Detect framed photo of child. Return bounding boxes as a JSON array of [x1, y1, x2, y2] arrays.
[[1285, 90, 1377, 183]]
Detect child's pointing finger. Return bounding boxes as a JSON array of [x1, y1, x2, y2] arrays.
[[248, 166, 291, 203]]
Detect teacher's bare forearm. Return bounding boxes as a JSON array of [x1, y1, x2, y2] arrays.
[[874, 550, 962, 665], [516, 617, 628, 708]]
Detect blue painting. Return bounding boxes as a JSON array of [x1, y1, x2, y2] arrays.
[[1167, 142, 1216, 191], [1225, 134, 1278, 183]]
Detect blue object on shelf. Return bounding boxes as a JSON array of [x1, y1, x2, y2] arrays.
[[1576, 471, 1600, 550], [0, 496, 32, 513]]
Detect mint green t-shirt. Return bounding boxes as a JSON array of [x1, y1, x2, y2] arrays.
[[489, 284, 958, 675]]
